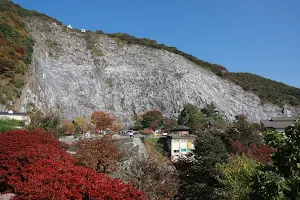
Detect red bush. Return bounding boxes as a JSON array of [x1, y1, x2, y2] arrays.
[[230, 140, 275, 164], [0, 130, 146, 199]]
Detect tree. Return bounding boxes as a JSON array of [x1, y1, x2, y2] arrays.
[[74, 135, 124, 173], [25, 109, 65, 137], [74, 117, 91, 133], [62, 121, 76, 135], [178, 104, 206, 131], [91, 111, 115, 131], [0, 129, 145, 199], [141, 110, 164, 130], [250, 119, 300, 199], [175, 130, 228, 199], [124, 156, 179, 200], [217, 155, 260, 200], [224, 115, 262, 149]]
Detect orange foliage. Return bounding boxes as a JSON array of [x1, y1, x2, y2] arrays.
[[63, 121, 76, 135], [91, 111, 116, 131]]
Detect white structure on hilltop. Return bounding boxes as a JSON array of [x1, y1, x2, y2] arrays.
[[81, 29, 86, 33], [67, 25, 73, 29]]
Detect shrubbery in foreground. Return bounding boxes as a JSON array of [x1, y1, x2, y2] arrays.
[[0, 129, 145, 200]]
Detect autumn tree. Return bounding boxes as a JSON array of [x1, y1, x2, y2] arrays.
[[141, 110, 164, 130], [124, 156, 179, 200], [91, 111, 119, 131], [62, 121, 76, 135], [74, 117, 92, 133], [74, 135, 124, 173]]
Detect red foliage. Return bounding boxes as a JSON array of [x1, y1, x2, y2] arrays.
[[230, 140, 275, 164], [74, 136, 124, 173], [0, 130, 146, 199], [15, 46, 25, 56]]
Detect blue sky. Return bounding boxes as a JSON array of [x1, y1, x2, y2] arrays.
[[13, 0, 300, 88]]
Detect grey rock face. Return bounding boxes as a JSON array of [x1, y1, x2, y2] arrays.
[[18, 18, 299, 124]]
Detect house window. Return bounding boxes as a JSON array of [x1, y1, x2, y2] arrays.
[[181, 148, 187, 152], [188, 148, 193, 152], [174, 150, 179, 153]]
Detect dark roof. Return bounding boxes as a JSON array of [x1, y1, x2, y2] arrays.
[[167, 133, 196, 139], [261, 117, 297, 129], [168, 125, 190, 131], [0, 112, 27, 116]]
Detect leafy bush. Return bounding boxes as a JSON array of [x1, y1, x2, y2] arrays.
[[0, 129, 146, 199]]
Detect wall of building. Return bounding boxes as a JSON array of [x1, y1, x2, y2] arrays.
[[170, 138, 194, 157]]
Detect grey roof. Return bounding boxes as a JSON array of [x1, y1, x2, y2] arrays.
[[270, 117, 298, 121], [0, 112, 27, 116], [261, 118, 296, 129]]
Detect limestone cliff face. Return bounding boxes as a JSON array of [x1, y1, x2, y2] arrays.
[[19, 17, 299, 124]]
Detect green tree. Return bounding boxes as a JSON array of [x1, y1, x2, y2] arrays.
[[176, 130, 228, 200], [217, 155, 260, 200], [250, 119, 300, 199], [26, 109, 65, 138], [178, 104, 206, 131], [225, 115, 262, 147]]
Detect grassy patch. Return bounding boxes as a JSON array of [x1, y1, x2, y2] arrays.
[[0, 117, 23, 133], [143, 137, 172, 164]]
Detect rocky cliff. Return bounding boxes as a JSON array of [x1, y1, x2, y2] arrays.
[[18, 17, 299, 124]]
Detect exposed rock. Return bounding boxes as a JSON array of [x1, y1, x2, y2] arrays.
[[18, 17, 299, 125]]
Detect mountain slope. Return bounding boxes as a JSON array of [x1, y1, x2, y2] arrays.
[[0, 0, 299, 123]]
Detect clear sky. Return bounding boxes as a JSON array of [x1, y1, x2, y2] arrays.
[[12, 0, 300, 88]]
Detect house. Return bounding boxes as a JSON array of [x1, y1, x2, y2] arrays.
[[67, 25, 73, 29], [0, 110, 29, 121], [81, 29, 86, 33], [261, 117, 297, 133], [167, 133, 195, 159]]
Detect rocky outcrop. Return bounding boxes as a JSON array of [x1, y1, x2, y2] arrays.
[[18, 17, 299, 124]]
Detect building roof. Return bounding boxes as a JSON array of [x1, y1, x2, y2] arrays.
[[168, 125, 190, 131], [261, 117, 297, 129], [167, 133, 196, 139], [270, 117, 298, 121], [0, 112, 27, 116]]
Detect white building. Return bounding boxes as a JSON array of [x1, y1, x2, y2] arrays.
[[167, 133, 195, 159]]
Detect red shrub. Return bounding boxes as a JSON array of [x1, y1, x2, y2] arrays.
[[230, 140, 275, 164], [0, 130, 146, 199]]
